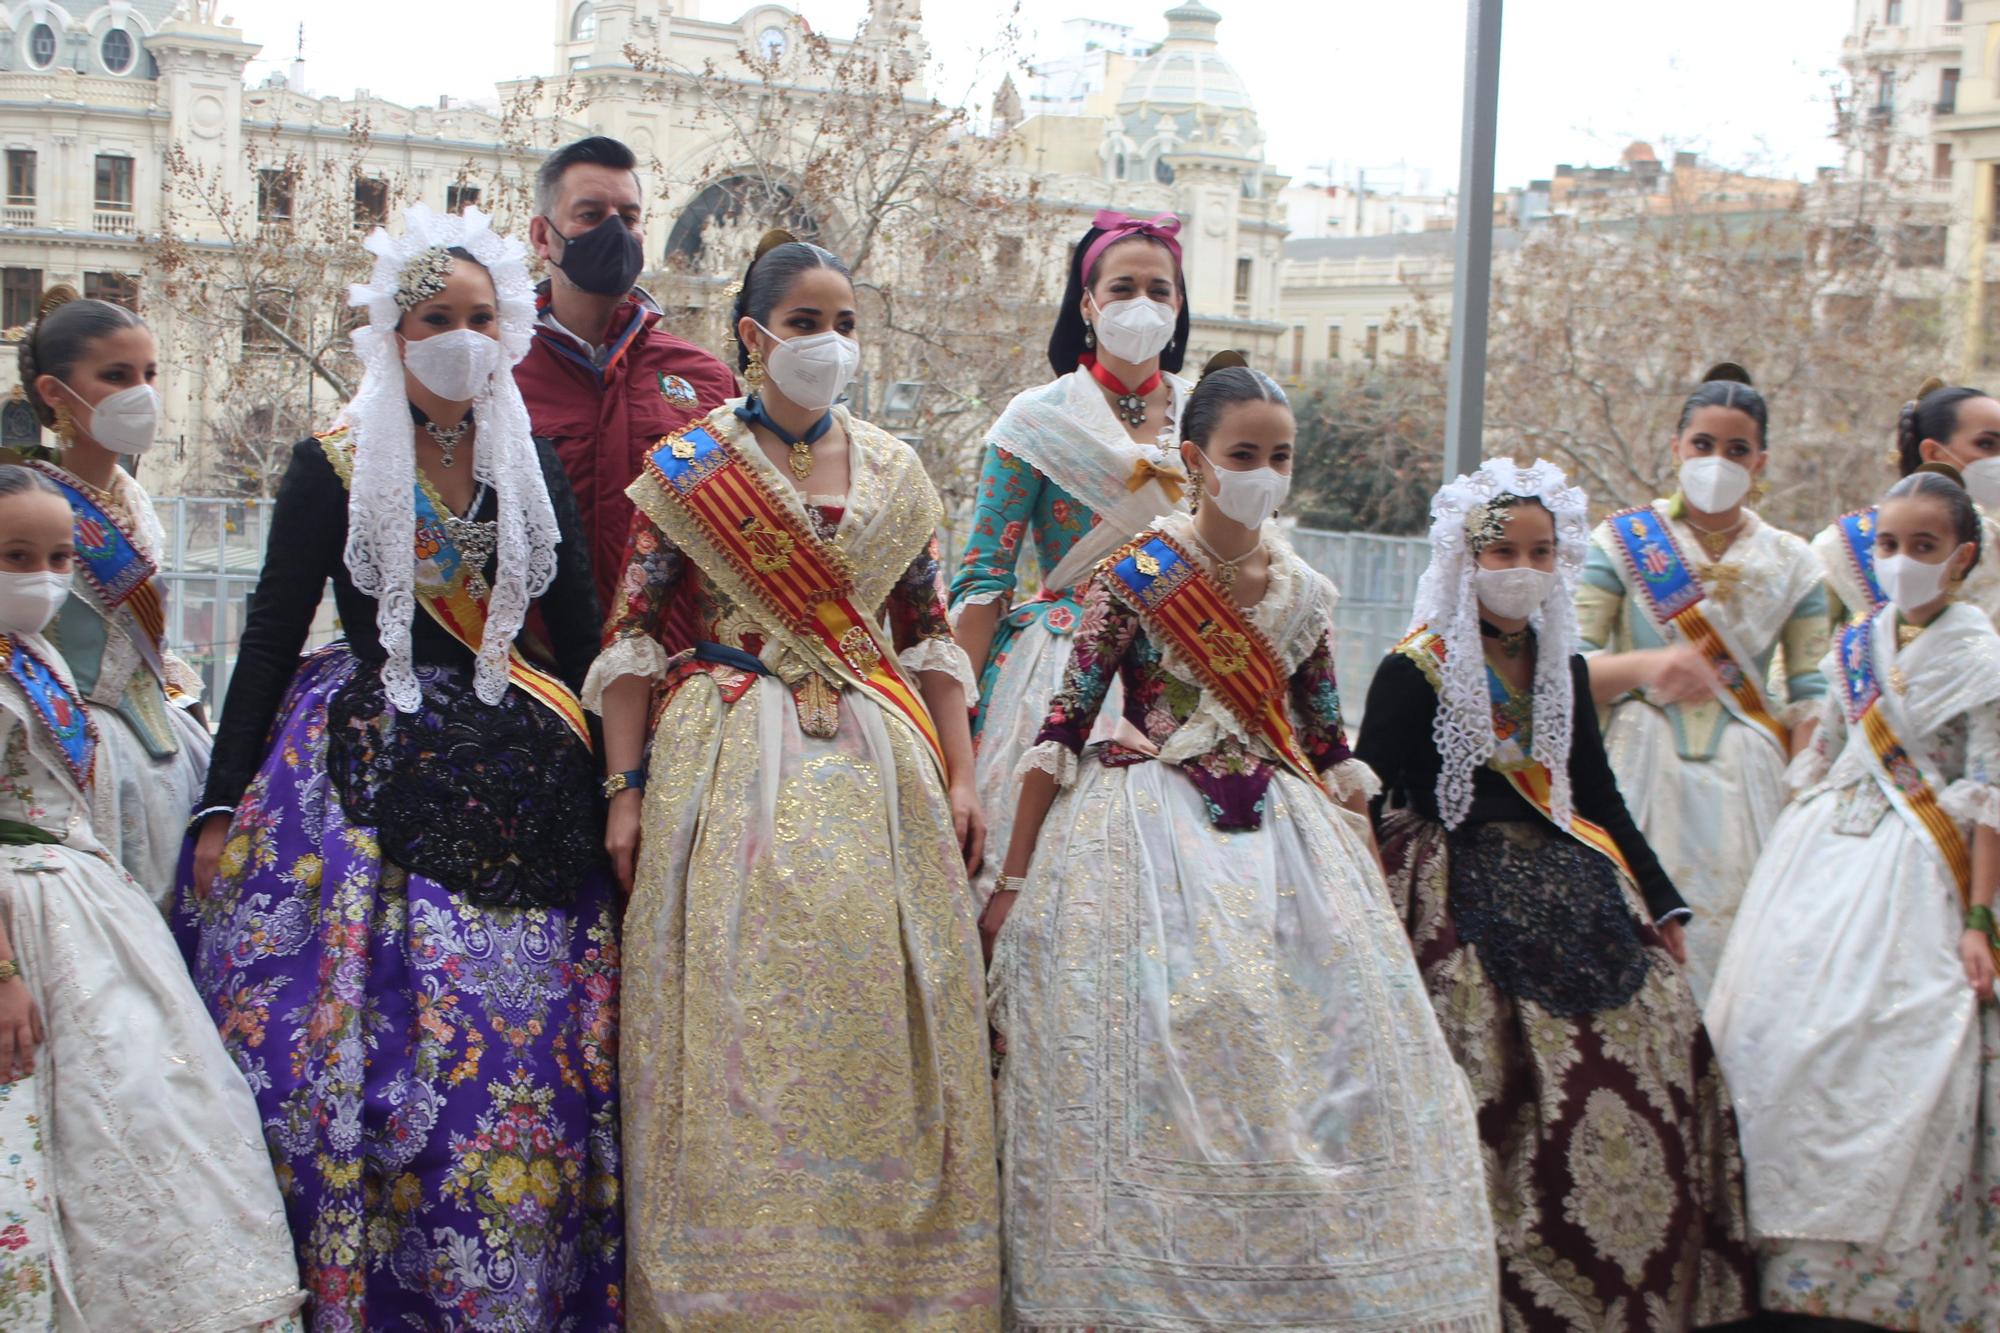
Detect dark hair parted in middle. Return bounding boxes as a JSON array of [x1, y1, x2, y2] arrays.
[[0, 464, 62, 501], [1046, 222, 1190, 378], [1180, 352, 1288, 450], [727, 232, 853, 373], [1676, 361, 1769, 450], [15, 293, 148, 430], [1886, 462, 1984, 572], [1896, 378, 1994, 477]]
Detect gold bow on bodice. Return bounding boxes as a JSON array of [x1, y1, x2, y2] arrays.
[[1127, 457, 1188, 505]]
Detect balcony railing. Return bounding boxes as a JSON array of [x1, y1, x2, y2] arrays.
[[92, 206, 135, 235], [1, 203, 32, 228]]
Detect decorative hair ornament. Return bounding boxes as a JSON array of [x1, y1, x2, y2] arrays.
[[342, 204, 558, 715], [393, 246, 454, 311], [1079, 209, 1184, 280], [1464, 499, 1513, 552], [1407, 456, 1590, 830]]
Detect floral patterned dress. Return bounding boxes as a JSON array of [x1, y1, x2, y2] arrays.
[[949, 369, 1187, 901], [175, 435, 622, 1331], [588, 404, 998, 1328], [991, 514, 1499, 1331]]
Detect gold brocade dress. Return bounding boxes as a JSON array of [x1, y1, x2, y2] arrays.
[[583, 404, 1000, 1329]]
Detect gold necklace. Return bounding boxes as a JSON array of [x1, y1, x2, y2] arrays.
[[1184, 523, 1259, 591], [1683, 511, 1746, 561], [788, 440, 812, 481]]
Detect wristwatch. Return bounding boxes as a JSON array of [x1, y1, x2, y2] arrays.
[[602, 768, 647, 798]]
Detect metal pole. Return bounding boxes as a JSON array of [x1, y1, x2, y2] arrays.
[[1443, 0, 1503, 479]]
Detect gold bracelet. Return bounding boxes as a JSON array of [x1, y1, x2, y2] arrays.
[[0, 960, 21, 985]]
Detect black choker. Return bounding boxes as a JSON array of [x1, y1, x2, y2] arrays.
[[1480, 619, 1533, 659], [411, 404, 472, 468]]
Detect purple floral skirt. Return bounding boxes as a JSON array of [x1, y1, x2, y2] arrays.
[[174, 646, 622, 1332]]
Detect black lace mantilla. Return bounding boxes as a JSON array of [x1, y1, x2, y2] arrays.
[[1445, 819, 1651, 1015], [326, 661, 598, 909]]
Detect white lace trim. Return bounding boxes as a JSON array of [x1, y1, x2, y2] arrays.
[[900, 636, 979, 696], [1941, 780, 2000, 832], [946, 587, 1009, 623], [1408, 458, 1590, 830], [581, 635, 670, 714], [1779, 697, 1822, 730], [1324, 757, 1383, 803], [162, 652, 204, 704], [1014, 739, 1079, 788], [342, 205, 557, 713]]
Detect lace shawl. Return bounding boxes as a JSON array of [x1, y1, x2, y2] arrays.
[[341, 205, 559, 712], [1408, 458, 1589, 829]]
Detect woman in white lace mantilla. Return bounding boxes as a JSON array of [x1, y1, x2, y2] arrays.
[[1577, 364, 1829, 1000], [983, 358, 1498, 1331], [0, 466, 305, 1332], [591, 234, 999, 1326], [1707, 466, 2000, 1330], [1357, 458, 1756, 1332], [12, 288, 212, 908]]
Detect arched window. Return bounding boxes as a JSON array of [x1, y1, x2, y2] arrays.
[[1154, 157, 1176, 185], [101, 28, 134, 75], [571, 2, 597, 42], [26, 22, 57, 69], [1114, 151, 1128, 179]]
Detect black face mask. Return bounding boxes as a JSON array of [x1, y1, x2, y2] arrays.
[[546, 213, 645, 297]]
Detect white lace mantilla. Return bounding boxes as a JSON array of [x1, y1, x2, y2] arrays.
[[1408, 458, 1589, 830], [342, 204, 559, 713]]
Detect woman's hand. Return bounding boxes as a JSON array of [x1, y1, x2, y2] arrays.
[[1658, 918, 1689, 967], [606, 788, 643, 898], [1961, 929, 1996, 1003], [1647, 644, 1726, 707], [950, 779, 986, 878], [191, 813, 231, 893], [0, 969, 42, 1084], [980, 888, 1017, 964]]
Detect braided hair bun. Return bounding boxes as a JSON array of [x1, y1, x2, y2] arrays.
[[1896, 377, 1990, 477]]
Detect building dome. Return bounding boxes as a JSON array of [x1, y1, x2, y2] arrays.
[[1118, 2, 1253, 115]]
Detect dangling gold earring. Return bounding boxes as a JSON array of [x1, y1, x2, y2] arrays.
[[1083, 324, 1095, 351], [51, 403, 76, 446], [1186, 462, 1203, 513], [745, 347, 766, 392], [1751, 478, 1769, 503]]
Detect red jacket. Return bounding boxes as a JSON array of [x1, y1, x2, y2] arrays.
[[514, 287, 738, 614]]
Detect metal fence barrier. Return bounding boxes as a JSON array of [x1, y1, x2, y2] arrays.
[[153, 497, 1430, 724]]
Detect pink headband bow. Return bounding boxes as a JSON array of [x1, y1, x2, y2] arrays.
[[1079, 210, 1183, 281]]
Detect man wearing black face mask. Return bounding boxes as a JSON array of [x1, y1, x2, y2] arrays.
[[516, 135, 736, 612]]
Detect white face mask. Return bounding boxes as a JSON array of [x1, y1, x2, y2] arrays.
[[402, 329, 503, 402], [757, 324, 860, 413], [1677, 455, 1754, 514], [1088, 295, 1178, 364], [64, 382, 159, 456], [1876, 548, 1963, 615], [1960, 456, 2000, 511], [1475, 566, 1555, 621], [1205, 464, 1291, 529], [0, 570, 71, 637]]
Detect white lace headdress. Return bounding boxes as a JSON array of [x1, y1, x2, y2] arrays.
[[341, 204, 559, 713], [1406, 457, 1590, 829]]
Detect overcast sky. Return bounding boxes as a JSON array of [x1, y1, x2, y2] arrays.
[[237, 0, 1855, 192]]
